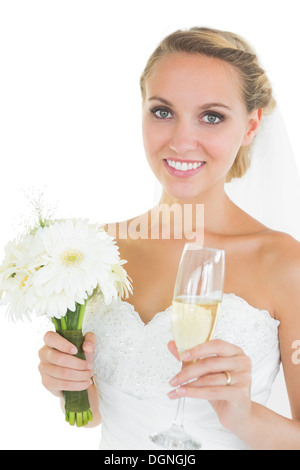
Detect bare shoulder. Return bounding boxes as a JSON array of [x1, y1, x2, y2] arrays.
[[261, 231, 300, 421], [232, 201, 300, 310], [260, 230, 300, 271], [260, 230, 300, 320], [232, 198, 300, 265]]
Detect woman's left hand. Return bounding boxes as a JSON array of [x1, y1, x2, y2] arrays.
[[168, 339, 253, 433]]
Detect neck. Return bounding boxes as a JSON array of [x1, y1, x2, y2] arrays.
[[158, 183, 234, 238]]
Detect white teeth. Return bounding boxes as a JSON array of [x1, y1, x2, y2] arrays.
[[166, 160, 205, 171]]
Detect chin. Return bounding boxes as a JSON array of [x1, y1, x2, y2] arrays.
[[163, 182, 204, 202]]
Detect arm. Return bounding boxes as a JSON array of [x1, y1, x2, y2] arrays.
[[168, 234, 300, 450], [38, 331, 101, 428], [230, 233, 300, 449], [234, 403, 300, 450]]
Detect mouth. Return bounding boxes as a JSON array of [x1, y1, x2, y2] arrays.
[[163, 159, 206, 177]]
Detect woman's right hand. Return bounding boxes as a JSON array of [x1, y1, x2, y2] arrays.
[[38, 331, 96, 398]]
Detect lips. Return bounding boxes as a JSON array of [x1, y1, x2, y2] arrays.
[[163, 159, 206, 177]]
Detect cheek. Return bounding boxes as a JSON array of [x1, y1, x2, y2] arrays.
[[142, 120, 168, 161], [142, 128, 159, 176], [205, 126, 246, 165]]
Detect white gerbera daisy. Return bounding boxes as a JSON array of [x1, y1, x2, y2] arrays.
[[32, 219, 122, 317], [109, 261, 133, 300], [1, 272, 37, 321], [0, 233, 46, 320]]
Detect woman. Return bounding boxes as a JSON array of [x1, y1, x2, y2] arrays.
[[38, 27, 300, 450]]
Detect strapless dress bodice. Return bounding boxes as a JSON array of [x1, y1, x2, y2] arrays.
[[83, 293, 280, 450]]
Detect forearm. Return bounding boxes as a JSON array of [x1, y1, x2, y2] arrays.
[[235, 402, 300, 450], [86, 383, 102, 428]]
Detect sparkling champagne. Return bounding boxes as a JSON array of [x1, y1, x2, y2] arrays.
[[172, 295, 221, 354], [150, 245, 225, 450]]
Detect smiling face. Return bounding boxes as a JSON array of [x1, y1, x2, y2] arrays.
[[142, 53, 261, 202]]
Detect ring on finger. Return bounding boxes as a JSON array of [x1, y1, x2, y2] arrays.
[[224, 370, 232, 386]]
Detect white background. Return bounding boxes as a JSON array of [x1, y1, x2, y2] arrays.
[[0, 0, 299, 450]]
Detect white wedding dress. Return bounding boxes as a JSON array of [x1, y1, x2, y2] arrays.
[[83, 293, 280, 450]]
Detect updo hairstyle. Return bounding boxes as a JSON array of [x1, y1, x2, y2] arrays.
[[140, 27, 276, 182]]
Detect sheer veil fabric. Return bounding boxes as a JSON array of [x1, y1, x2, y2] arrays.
[[154, 108, 300, 241], [225, 108, 300, 241]]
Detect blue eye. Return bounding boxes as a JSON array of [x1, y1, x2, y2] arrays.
[[151, 107, 172, 119], [202, 113, 224, 124]]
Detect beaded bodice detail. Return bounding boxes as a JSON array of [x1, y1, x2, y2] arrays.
[[83, 293, 280, 400]]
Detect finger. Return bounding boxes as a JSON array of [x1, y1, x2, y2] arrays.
[[169, 355, 247, 387], [192, 372, 236, 388], [41, 374, 93, 393], [181, 339, 244, 362], [192, 370, 252, 390], [168, 384, 238, 401], [42, 346, 91, 371], [43, 331, 78, 355], [168, 341, 181, 361], [39, 362, 93, 383], [82, 332, 97, 365]]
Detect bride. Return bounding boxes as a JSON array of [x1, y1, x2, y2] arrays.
[[38, 27, 300, 450]]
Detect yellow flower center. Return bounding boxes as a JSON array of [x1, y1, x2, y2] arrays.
[[19, 274, 29, 290], [62, 250, 84, 267]]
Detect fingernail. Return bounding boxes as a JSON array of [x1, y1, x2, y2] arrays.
[[168, 390, 178, 399], [71, 347, 78, 355], [84, 342, 93, 353], [169, 377, 178, 387], [181, 351, 191, 361], [87, 362, 93, 370]]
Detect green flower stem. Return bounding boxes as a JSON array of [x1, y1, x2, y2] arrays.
[[51, 317, 60, 330], [82, 411, 88, 426], [77, 300, 87, 330], [69, 412, 76, 426], [60, 315, 67, 331], [52, 301, 93, 428], [64, 410, 93, 427]]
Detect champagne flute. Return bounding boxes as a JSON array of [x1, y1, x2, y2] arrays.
[[150, 244, 225, 450]]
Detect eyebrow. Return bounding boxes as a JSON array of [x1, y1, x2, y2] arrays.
[[148, 95, 232, 111]]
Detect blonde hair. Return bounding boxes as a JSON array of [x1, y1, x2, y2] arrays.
[[140, 27, 276, 182]]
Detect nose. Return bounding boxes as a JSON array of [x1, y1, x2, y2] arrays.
[[169, 119, 199, 155]]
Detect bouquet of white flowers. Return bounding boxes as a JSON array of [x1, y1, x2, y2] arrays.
[[0, 217, 132, 427]]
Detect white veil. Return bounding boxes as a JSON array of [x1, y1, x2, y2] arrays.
[[153, 108, 300, 241], [225, 108, 300, 241]]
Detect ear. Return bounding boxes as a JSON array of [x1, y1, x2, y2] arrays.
[[241, 109, 263, 147]]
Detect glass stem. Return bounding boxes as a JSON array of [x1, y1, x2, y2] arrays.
[[173, 398, 186, 429]]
